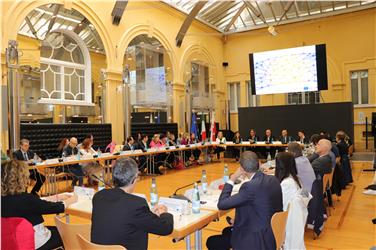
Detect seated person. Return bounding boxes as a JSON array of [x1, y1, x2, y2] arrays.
[[214, 131, 226, 160], [13, 139, 46, 195], [91, 158, 173, 250], [79, 138, 102, 180], [150, 134, 163, 148], [136, 135, 149, 172], [1, 160, 77, 250], [57, 138, 69, 156], [105, 140, 116, 153], [149, 135, 164, 175], [206, 151, 282, 250], [188, 133, 201, 164], [262, 129, 276, 159], [77, 134, 94, 149], [308, 139, 333, 177], [123, 136, 135, 151], [279, 129, 294, 144], [275, 152, 309, 250], [287, 142, 315, 193], [232, 131, 242, 161], [247, 129, 259, 143], [62, 137, 84, 187], [297, 130, 309, 144]]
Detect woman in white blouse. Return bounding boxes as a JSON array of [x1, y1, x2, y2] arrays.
[[275, 152, 311, 250]]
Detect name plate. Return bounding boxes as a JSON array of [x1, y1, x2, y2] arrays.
[[241, 141, 250, 145], [45, 158, 59, 164], [158, 197, 188, 214], [169, 146, 176, 150], [211, 142, 219, 145], [133, 149, 143, 154], [272, 141, 282, 144], [204, 142, 211, 146], [179, 145, 186, 148], [99, 153, 111, 157], [225, 142, 234, 145], [256, 141, 265, 144]]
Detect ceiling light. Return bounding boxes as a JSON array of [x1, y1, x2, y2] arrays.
[[268, 26, 278, 36]]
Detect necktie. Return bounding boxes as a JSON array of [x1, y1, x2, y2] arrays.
[[23, 152, 29, 161]]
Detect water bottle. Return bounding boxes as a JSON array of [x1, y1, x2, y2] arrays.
[[76, 151, 81, 160], [150, 178, 158, 208], [275, 149, 279, 158], [97, 147, 101, 157], [223, 164, 229, 183], [62, 151, 67, 162], [201, 170, 208, 194], [98, 173, 105, 191], [192, 182, 200, 214], [267, 153, 272, 167]]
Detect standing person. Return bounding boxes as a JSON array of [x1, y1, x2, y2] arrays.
[[336, 131, 353, 185], [91, 158, 173, 250], [62, 137, 84, 188], [1, 160, 78, 250], [206, 151, 282, 250], [13, 139, 46, 195], [275, 152, 310, 250]]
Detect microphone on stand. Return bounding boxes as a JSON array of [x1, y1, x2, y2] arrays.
[[169, 180, 201, 201], [91, 174, 113, 188]]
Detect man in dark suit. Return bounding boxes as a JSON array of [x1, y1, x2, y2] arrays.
[[91, 158, 173, 250], [62, 137, 84, 187], [122, 136, 135, 151], [246, 129, 260, 156], [279, 129, 294, 144], [262, 129, 276, 159], [13, 139, 46, 195], [206, 151, 283, 250], [308, 139, 333, 176]]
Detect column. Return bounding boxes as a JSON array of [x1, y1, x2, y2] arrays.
[[172, 82, 186, 133], [104, 69, 124, 144]]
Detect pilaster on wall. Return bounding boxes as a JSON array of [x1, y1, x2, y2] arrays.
[[213, 90, 227, 130], [0, 52, 9, 152], [104, 69, 124, 144], [171, 82, 186, 132]]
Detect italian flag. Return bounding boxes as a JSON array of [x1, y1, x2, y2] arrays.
[[201, 119, 206, 142]]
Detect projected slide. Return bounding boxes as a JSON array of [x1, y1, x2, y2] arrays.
[[253, 45, 318, 95]]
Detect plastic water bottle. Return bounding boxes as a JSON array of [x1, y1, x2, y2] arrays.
[[223, 164, 229, 183], [201, 170, 208, 194], [192, 182, 200, 214], [98, 173, 105, 191], [76, 151, 81, 160], [267, 153, 272, 167], [150, 178, 158, 208], [97, 147, 101, 157], [275, 149, 279, 158], [62, 151, 67, 162]]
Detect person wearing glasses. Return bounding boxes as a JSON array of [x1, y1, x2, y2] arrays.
[[91, 158, 173, 250]]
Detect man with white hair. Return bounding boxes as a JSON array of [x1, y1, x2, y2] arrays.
[[62, 137, 84, 187], [309, 139, 333, 176]]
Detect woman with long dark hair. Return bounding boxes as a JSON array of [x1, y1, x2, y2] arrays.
[[275, 152, 309, 250]]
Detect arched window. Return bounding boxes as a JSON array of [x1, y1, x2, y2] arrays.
[[39, 29, 92, 105]]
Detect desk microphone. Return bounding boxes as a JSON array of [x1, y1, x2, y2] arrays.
[[169, 180, 201, 201], [91, 174, 113, 188]]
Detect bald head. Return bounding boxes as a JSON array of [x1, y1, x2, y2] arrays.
[[316, 139, 332, 156], [69, 137, 78, 148]]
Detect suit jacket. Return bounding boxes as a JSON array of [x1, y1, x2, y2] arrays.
[[311, 154, 333, 176], [297, 137, 309, 144], [247, 135, 259, 143], [91, 188, 173, 250], [2, 192, 64, 226], [262, 136, 275, 144], [122, 143, 132, 151], [137, 141, 148, 152], [217, 172, 283, 250], [62, 145, 78, 157], [279, 136, 294, 144], [13, 149, 35, 161]]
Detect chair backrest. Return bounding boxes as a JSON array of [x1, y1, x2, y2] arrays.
[[54, 216, 91, 250], [323, 173, 331, 192], [271, 210, 289, 250], [1, 217, 35, 250], [76, 234, 126, 250]]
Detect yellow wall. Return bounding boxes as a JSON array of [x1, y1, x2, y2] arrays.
[[224, 9, 376, 150], [0, 1, 375, 152]]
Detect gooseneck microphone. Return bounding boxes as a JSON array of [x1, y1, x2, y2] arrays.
[[169, 180, 201, 201], [91, 174, 113, 188]]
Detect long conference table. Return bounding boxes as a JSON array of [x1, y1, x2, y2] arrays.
[[64, 177, 249, 250], [30, 142, 294, 250], [29, 141, 297, 195]]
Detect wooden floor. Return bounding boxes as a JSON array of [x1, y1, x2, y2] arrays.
[[43, 159, 376, 250]]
